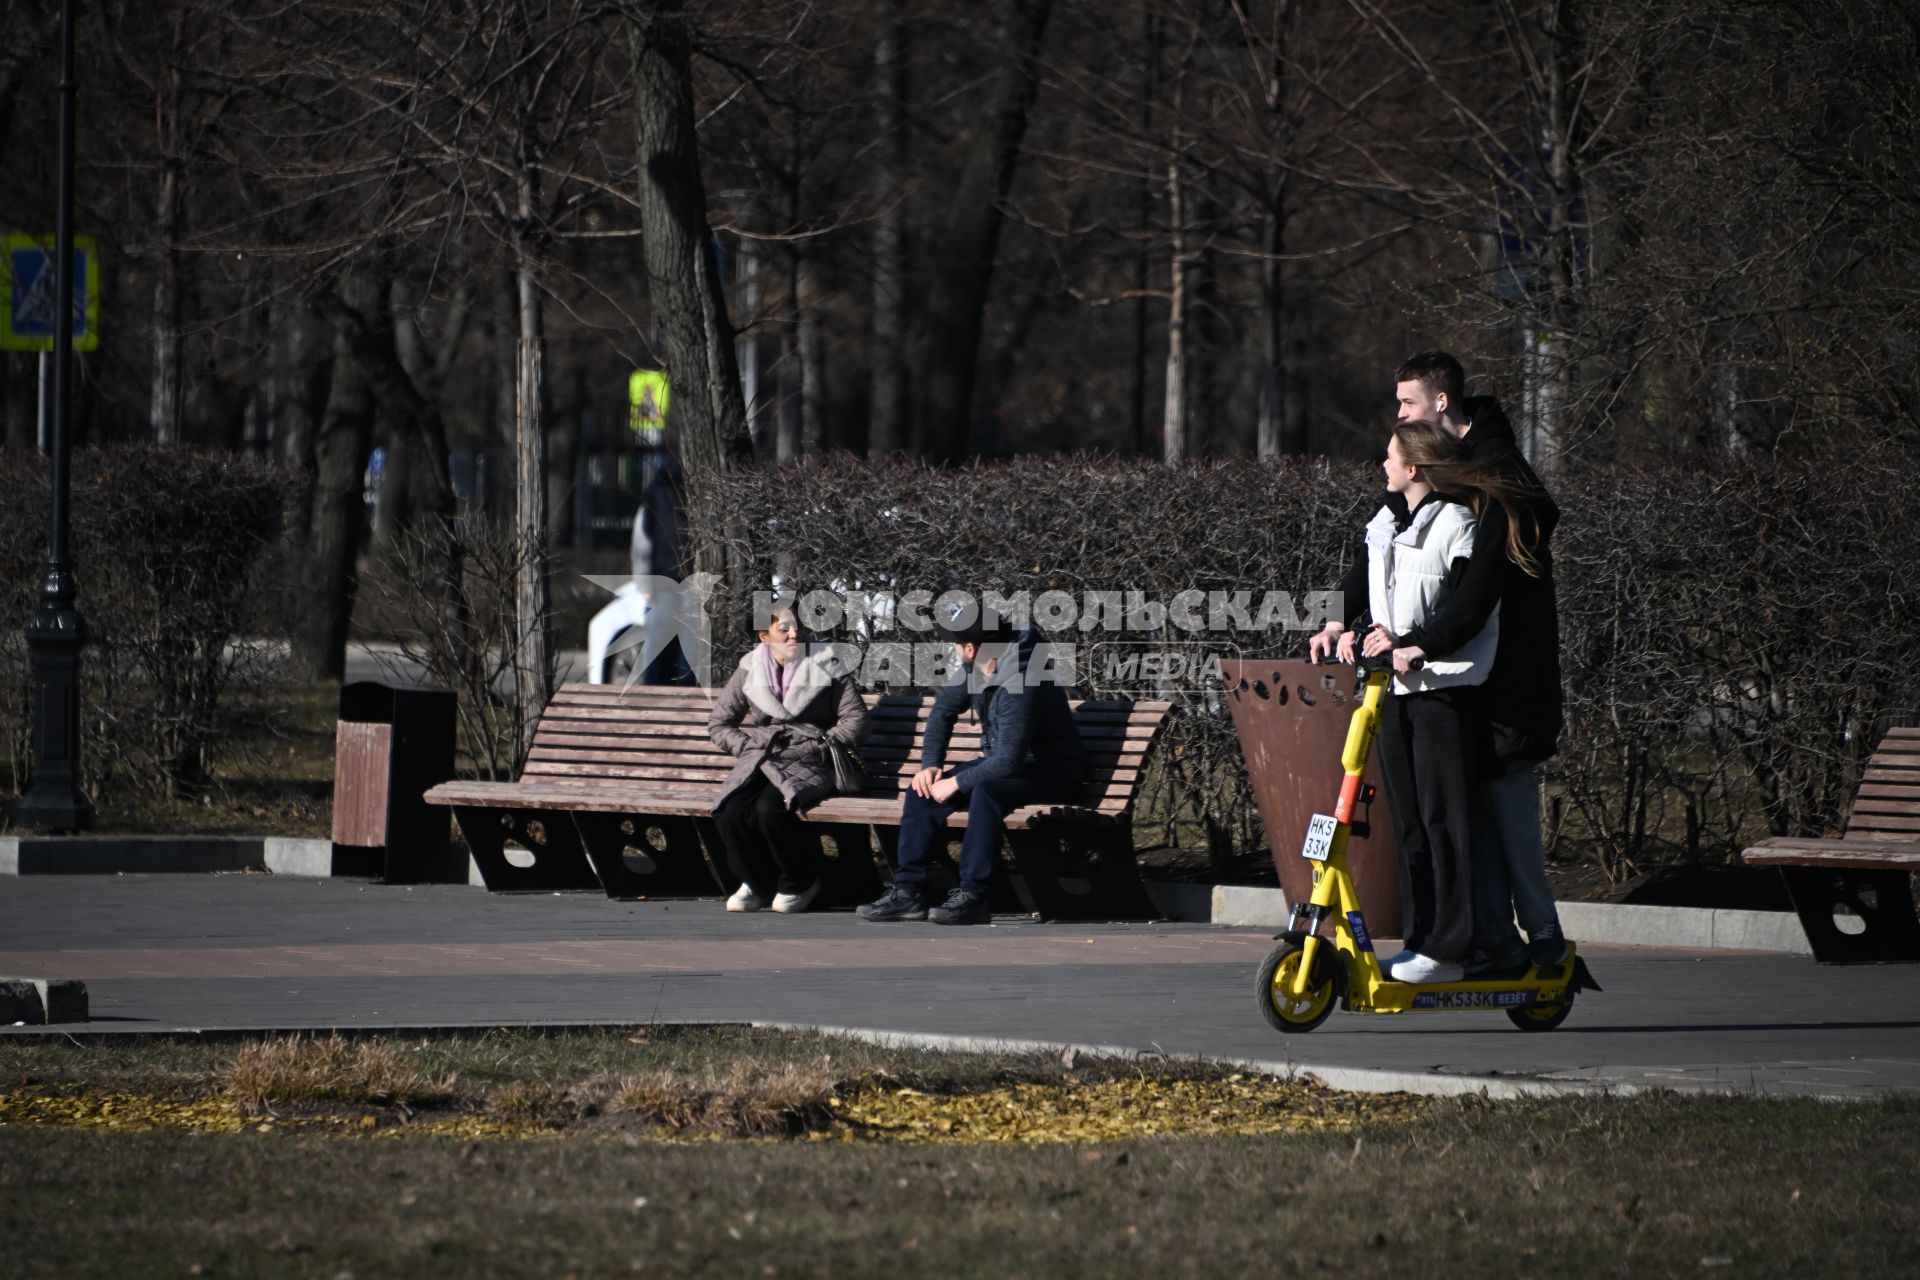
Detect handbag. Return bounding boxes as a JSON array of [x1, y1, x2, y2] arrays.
[[787, 722, 868, 794]]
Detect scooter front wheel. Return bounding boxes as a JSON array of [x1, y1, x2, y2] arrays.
[[1256, 940, 1339, 1033]]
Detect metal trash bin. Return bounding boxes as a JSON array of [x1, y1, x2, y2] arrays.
[[331, 681, 458, 882], [1220, 658, 1402, 937]]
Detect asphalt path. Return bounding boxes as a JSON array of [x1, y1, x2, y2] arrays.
[[3, 876, 1915, 1099]]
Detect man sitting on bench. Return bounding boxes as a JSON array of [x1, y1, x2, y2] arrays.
[[858, 610, 1086, 925]]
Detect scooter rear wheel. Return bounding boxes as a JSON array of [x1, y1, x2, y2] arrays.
[[1506, 999, 1573, 1032], [1257, 940, 1339, 1033]]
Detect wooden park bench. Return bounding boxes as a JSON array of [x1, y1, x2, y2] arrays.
[[1739, 727, 1920, 962], [422, 683, 1173, 921]]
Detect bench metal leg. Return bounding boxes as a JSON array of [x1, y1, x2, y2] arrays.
[[571, 813, 728, 899], [1778, 867, 1920, 963], [454, 806, 601, 892], [690, 817, 733, 889], [805, 823, 887, 907], [1001, 820, 1157, 922]]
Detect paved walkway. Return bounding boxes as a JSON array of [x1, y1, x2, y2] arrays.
[[3, 876, 1918, 1100]]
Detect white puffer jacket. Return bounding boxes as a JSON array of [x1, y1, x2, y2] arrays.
[[1365, 497, 1499, 695]]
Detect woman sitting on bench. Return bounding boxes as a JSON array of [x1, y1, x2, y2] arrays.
[[707, 598, 869, 914]]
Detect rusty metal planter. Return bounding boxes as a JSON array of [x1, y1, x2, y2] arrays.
[[1220, 658, 1403, 937]]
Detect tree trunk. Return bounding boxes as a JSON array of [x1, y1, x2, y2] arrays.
[[150, 160, 183, 445], [1256, 202, 1288, 458], [799, 253, 826, 456], [290, 270, 378, 682], [1536, 0, 1576, 471], [630, 5, 750, 476], [867, 0, 909, 457], [549, 366, 583, 547], [373, 420, 415, 551], [1162, 152, 1190, 464], [1, 357, 30, 450], [150, 16, 186, 447], [277, 305, 325, 541], [777, 243, 802, 465], [1129, 4, 1159, 457], [512, 207, 553, 751], [914, 0, 1053, 463]]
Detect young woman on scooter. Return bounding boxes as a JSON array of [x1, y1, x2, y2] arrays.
[[1342, 420, 1499, 983]]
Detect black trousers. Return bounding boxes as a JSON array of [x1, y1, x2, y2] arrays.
[[1376, 685, 1480, 963], [713, 771, 817, 897]]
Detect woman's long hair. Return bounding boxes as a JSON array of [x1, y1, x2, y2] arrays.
[[1391, 420, 1548, 577]]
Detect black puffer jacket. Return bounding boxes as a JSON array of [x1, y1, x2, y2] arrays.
[[1402, 397, 1563, 773]]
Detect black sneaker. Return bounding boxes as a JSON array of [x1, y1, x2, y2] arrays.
[[857, 885, 927, 922], [1464, 946, 1531, 980], [1526, 926, 1572, 968], [928, 888, 990, 926]]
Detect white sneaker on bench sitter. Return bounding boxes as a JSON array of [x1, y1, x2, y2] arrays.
[[726, 884, 767, 913], [772, 882, 821, 914]]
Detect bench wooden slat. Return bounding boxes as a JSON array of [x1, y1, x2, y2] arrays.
[[520, 756, 1146, 787], [1866, 746, 1920, 762], [550, 685, 1171, 711], [1742, 838, 1920, 871], [1848, 816, 1920, 833], [524, 744, 1150, 770], [1850, 799, 1920, 814], [534, 715, 1165, 743], [1855, 782, 1920, 796], [426, 783, 717, 818], [549, 687, 1159, 717]]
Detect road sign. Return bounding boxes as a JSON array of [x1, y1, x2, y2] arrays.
[[1, 233, 101, 352], [629, 368, 669, 444]]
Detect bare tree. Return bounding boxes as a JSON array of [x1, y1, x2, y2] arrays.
[[915, 0, 1054, 462], [866, 0, 910, 457], [630, 3, 751, 476]]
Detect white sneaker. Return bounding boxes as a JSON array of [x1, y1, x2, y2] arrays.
[[1388, 952, 1464, 983], [772, 881, 822, 914], [726, 884, 767, 913]]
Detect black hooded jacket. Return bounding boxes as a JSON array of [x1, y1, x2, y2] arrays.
[[1331, 397, 1563, 773]]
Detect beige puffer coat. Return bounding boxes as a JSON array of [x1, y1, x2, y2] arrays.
[[707, 645, 869, 810]]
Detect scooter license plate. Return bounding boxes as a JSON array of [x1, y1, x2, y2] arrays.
[[1300, 813, 1338, 862]]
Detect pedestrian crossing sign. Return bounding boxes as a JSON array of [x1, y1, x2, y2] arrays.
[[1, 233, 101, 353], [630, 368, 669, 444]]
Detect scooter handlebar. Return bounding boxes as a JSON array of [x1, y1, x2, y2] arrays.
[[1311, 635, 1417, 676]]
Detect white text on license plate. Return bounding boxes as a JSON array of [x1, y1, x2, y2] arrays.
[[1300, 813, 1338, 862]]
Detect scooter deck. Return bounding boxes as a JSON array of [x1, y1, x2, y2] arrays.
[[1346, 953, 1597, 1014]]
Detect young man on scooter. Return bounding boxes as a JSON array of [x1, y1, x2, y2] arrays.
[[1313, 351, 1569, 973]]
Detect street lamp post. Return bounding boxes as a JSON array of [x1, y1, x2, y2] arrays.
[[17, 0, 92, 833]]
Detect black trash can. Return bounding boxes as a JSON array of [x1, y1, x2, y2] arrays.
[[331, 681, 458, 882]]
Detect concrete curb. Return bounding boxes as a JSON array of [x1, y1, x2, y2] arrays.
[[1, 835, 265, 876], [0, 977, 88, 1025], [754, 1023, 1650, 1100], [2, 836, 474, 884], [1144, 881, 1812, 957]]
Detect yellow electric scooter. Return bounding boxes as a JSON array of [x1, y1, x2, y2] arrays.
[[1254, 653, 1599, 1033]]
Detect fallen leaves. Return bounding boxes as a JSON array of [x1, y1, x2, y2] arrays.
[[821, 1075, 1426, 1145], [2, 1068, 1427, 1147]]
